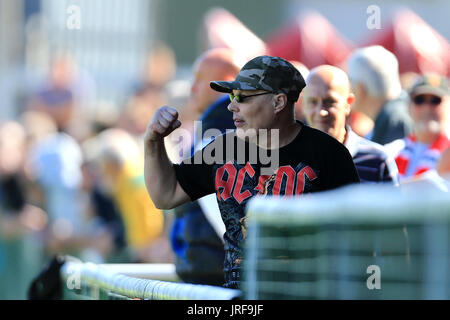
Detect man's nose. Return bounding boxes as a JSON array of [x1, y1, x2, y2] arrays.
[[228, 100, 239, 112], [319, 109, 329, 117]]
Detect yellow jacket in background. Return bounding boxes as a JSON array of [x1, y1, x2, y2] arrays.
[[114, 161, 164, 248]]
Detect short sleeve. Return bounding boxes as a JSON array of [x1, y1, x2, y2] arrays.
[[173, 149, 215, 202]]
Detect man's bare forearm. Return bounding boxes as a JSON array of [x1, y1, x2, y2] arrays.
[[144, 139, 178, 209], [143, 106, 188, 209]]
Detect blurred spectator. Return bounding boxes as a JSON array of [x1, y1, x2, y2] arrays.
[[0, 121, 48, 300], [289, 61, 309, 122], [88, 101, 120, 137], [80, 137, 128, 262], [119, 43, 176, 136], [95, 128, 169, 263], [169, 48, 242, 286], [347, 45, 413, 144], [0, 120, 47, 239], [118, 95, 159, 136], [144, 42, 177, 89], [166, 48, 242, 161], [303, 65, 398, 184], [25, 112, 83, 230], [22, 111, 111, 262], [386, 74, 450, 181], [27, 54, 78, 133], [188, 49, 241, 115]]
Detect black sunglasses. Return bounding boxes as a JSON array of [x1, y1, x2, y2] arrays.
[[412, 95, 442, 106], [229, 92, 272, 103]]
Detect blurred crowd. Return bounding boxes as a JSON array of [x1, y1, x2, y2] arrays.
[[0, 6, 449, 297], [0, 46, 179, 273]]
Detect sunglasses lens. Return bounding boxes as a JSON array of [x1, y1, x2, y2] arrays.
[[229, 94, 242, 102], [413, 95, 442, 106], [431, 97, 442, 105], [413, 96, 425, 105]]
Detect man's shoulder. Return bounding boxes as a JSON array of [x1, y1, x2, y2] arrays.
[[352, 132, 392, 160], [380, 97, 412, 126], [373, 98, 412, 144]]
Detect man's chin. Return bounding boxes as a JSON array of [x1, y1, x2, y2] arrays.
[[416, 120, 441, 134], [313, 123, 332, 134], [236, 128, 258, 142]]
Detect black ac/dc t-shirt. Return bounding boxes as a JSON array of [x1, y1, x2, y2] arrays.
[[173, 122, 360, 288]]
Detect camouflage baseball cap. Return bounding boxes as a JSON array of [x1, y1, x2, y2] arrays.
[[409, 73, 449, 97], [210, 55, 306, 102]]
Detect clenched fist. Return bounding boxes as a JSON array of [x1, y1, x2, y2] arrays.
[[144, 106, 182, 143]]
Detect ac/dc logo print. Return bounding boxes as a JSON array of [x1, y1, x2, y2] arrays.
[[215, 161, 318, 204]]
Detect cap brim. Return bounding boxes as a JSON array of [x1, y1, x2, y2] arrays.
[[410, 85, 447, 98], [210, 81, 239, 93]]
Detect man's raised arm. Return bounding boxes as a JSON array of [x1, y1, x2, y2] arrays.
[[144, 106, 191, 209]]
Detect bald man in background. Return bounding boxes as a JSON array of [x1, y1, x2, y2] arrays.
[[170, 48, 242, 286], [189, 49, 242, 114], [303, 65, 399, 184]]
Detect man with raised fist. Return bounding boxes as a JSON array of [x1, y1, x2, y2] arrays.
[[144, 55, 360, 289]]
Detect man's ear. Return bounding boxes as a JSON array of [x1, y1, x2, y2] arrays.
[[273, 93, 288, 114], [346, 93, 355, 116]]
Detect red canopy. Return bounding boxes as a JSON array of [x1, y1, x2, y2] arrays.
[[265, 11, 355, 69], [202, 7, 267, 61], [363, 8, 450, 76]]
